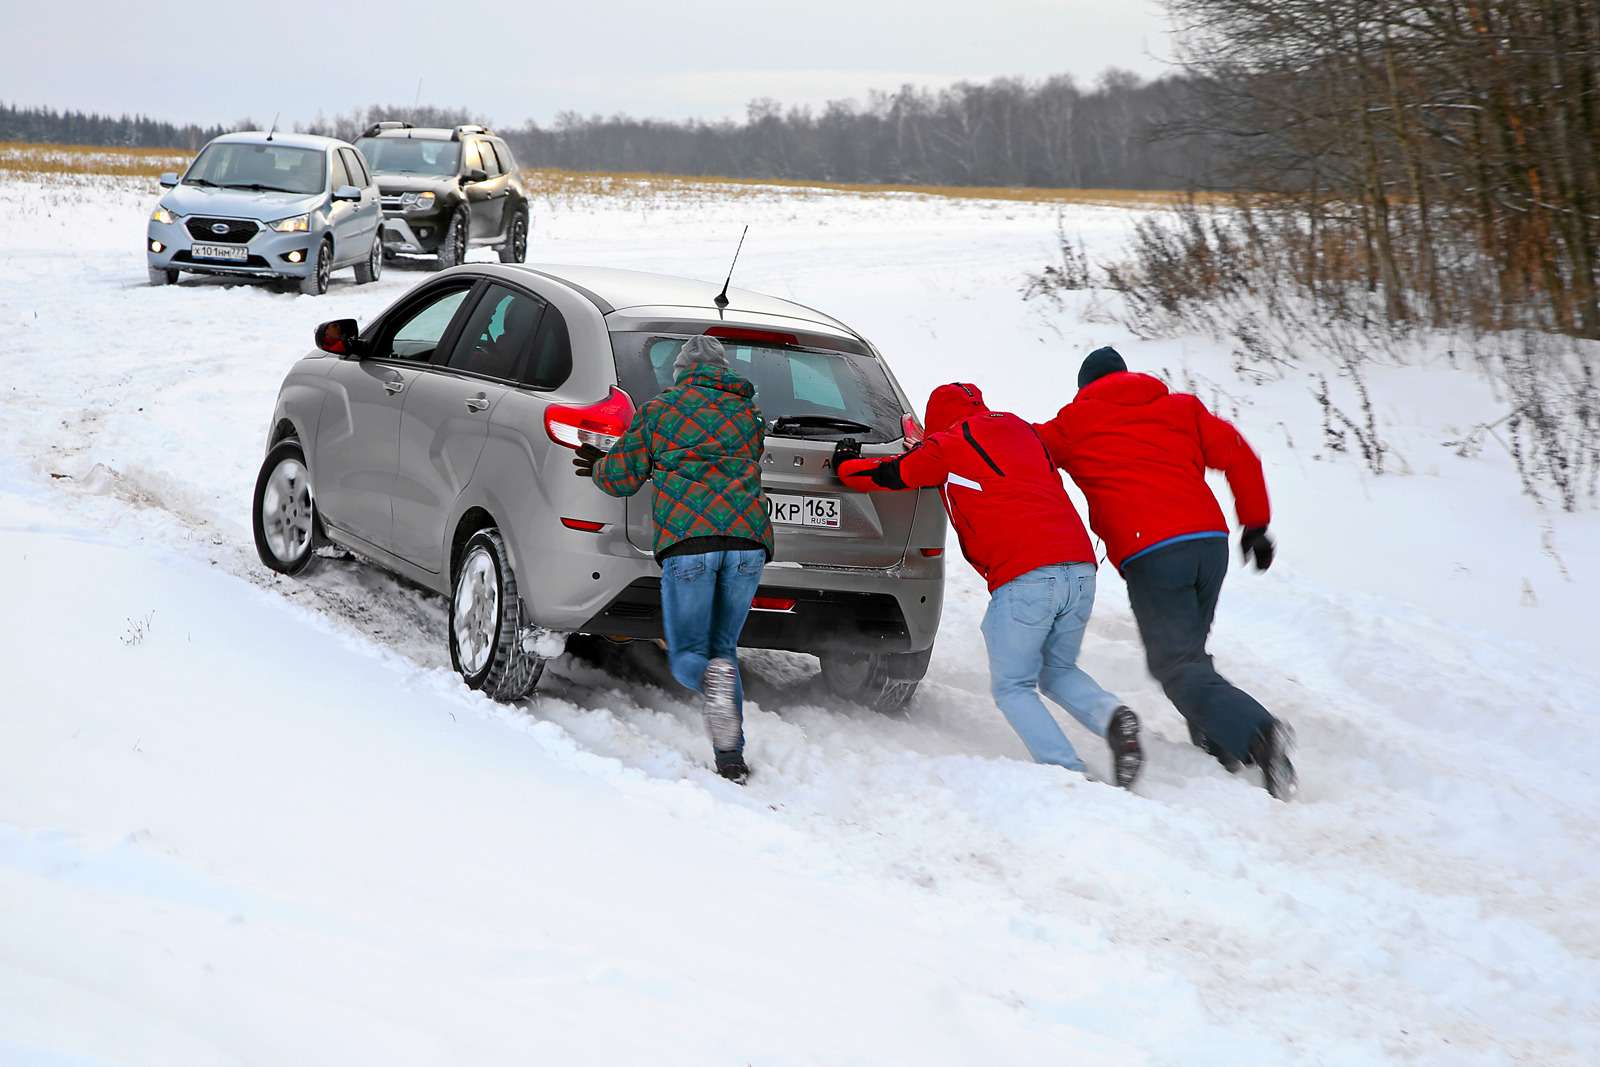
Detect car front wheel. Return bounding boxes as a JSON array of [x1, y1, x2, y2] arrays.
[[436, 208, 468, 270], [449, 527, 544, 701], [252, 440, 323, 576], [354, 235, 382, 284], [819, 648, 931, 715], [299, 237, 333, 295]]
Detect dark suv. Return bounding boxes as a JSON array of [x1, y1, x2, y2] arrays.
[[355, 122, 531, 270]]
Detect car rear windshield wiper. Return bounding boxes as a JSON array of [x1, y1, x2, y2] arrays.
[[769, 414, 878, 438], [221, 182, 301, 193]]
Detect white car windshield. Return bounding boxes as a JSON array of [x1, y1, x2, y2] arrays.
[[185, 143, 325, 195]]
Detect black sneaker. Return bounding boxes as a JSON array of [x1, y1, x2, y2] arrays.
[[1248, 720, 1298, 801], [1187, 720, 1242, 773], [714, 749, 750, 784], [1107, 706, 1144, 789]]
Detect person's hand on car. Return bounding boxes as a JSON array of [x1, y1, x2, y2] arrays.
[[573, 443, 605, 479], [831, 438, 862, 472]]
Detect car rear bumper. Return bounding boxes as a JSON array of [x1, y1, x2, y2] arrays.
[[146, 217, 314, 279]]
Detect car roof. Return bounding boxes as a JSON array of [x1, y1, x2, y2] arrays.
[[500, 264, 858, 335], [211, 131, 345, 151]]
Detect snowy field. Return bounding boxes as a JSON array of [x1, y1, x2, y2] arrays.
[[1, 170, 1597, 1065]]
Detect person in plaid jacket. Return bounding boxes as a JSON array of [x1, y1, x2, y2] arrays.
[[575, 335, 772, 783]]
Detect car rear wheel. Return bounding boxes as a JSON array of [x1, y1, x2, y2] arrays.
[[299, 237, 332, 295], [498, 208, 528, 263], [449, 527, 544, 701], [252, 440, 324, 576], [354, 235, 382, 284], [820, 649, 930, 715], [148, 267, 178, 286], [436, 208, 468, 270]]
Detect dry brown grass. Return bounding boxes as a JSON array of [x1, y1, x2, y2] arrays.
[[0, 141, 1199, 206]]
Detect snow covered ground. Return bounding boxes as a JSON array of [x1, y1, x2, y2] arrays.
[[1, 170, 1597, 1065]]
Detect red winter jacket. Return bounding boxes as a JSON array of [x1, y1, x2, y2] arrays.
[[1035, 372, 1270, 569], [837, 383, 1094, 592]]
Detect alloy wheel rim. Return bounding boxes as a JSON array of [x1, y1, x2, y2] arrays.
[[317, 244, 330, 291], [261, 457, 314, 563], [455, 217, 467, 261], [514, 218, 527, 259], [453, 546, 499, 675]]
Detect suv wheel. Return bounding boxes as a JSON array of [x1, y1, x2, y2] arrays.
[[354, 235, 382, 284], [449, 527, 545, 701], [148, 267, 178, 286], [300, 237, 333, 296], [498, 208, 529, 263], [820, 649, 930, 714], [436, 208, 468, 270], [252, 440, 324, 576]]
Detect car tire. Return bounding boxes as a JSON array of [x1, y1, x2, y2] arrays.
[[299, 237, 333, 296], [354, 235, 382, 285], [449, 527, 545, 702], [252, 439, 324, 576], [819, 648, 930, 715], [498, 208, 529, 264], [148, 267, 178, 286], [436, 208, 468, 270]]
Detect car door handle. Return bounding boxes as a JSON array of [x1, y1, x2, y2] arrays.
[[383, 377, 406, 395], [465, 393, 490, 412]]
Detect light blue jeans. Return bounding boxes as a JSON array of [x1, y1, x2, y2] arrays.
[[979, 562, 1122, 773], [659, 547, 766, 750]]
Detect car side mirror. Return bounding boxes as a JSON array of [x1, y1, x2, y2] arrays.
[[464, 168, 488, 183], [315, 318, 363, 357], [159, 172, 179, 188], [332, 184, 363, 202]]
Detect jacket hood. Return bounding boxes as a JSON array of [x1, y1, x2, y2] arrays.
[[925, 382, 989, 433], [1075, 371, 1169, 406], [162, 183, 325, 221], [679, 363, 755, 398]]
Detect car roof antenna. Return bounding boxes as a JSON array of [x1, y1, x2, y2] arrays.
[[266, 113, 279, 142], [713, 225, 748, 311]]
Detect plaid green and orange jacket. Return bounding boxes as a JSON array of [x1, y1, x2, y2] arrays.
[[591, 365, 775, 561]]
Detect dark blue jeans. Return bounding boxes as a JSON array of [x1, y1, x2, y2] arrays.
[[659, 548, 765, 749], [1122, 537, 1273, 763]]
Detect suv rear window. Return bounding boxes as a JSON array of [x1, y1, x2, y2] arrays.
[[610, 330, 906, 443]]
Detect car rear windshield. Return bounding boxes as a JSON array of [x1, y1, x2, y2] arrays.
[[185, 143, 325, 195], [610, 330, 906, 444], [355, 137, 461, 177]]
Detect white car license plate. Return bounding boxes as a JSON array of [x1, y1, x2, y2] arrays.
[[191, 242, 247, 261], [766, 493, 841, 529]]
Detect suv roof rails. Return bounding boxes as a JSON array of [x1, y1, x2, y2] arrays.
[[363, 120, 414, 138], [452, 124, 491, 141]]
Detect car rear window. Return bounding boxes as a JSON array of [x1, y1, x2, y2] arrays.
[[610, 329, 906, 443]]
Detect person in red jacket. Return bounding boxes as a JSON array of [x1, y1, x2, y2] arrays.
[[1036, 347, 1296, 799], [833, 383, 1143, 788]]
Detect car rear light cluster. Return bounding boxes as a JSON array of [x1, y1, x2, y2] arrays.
[[705, 325, 798, 347], [561, 518, 606, 532], [751, 595, 797, 612], [545, 387, 636, 450]]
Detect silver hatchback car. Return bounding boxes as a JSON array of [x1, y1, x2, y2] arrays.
[[251, 265, 946, 710], [147, 131, 383, 295]]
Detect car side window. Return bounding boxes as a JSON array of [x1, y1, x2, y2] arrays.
[[491, 139, 517, 174], [444, 284, 544, 382], [476, 140, 501, 177], [461, 138, 483, 174], [377, 286, 473, 362], [329, 150, 351, 190], [340, 148, 369, 187], [524, 303, 572, 389]]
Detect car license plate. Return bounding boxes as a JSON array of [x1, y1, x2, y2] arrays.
[[766, 493, 841, 529], [191, 242, 247, 261]]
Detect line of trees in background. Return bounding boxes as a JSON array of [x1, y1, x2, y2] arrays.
[[1154, 0, 1600, 340], [5, 72, 1224, 191]]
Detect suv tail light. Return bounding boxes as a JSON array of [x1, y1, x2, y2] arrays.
[[901, 413, 924, 448], [545, 387, 635, 450]]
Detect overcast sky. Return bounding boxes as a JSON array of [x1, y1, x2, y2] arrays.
[[7, 0, 1172, 128]]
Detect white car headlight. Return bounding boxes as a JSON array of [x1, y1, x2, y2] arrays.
[[270, 213, 311, 233], [151, 205, 179, 224]]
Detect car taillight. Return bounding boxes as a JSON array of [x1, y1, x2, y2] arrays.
[[901, 413, 924, 448], [751, 595, 797, 612], [545, 387, 635, 450], [706, 325, 799, 347], [919, 548, 944, 558], [561, 518, 606, 532]]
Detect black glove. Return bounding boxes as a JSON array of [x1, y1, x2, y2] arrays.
[[832, 438, 862, 470], [572, 443, 605, 479], [1240, 526, 1275, 572]]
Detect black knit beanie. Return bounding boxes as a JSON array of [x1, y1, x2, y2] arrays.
[[1077, 346, 1128, 389]]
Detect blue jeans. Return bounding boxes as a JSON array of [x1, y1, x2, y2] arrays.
[[659, 548, 766, 750], [980, 562, 1122, 773]]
